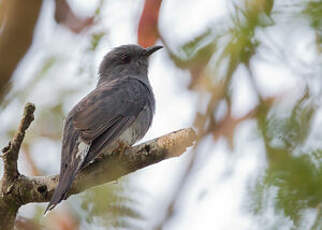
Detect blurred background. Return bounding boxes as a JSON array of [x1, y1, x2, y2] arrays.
[[0, 0, 321, 229]]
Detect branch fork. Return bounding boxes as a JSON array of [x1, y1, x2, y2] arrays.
[[0, 103, 196, 230]]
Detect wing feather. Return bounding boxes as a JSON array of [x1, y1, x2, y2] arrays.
[[46, 78, 151, 213], [71, 78, 148, 142]]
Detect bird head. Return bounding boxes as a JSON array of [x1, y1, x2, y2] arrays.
[[98, 44, 163, 83]]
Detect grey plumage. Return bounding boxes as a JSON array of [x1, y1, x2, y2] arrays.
[[45, 44, 162, 214]]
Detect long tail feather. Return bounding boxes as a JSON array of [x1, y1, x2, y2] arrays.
[[44, 141, 89, 215], [44, 166, 78, 215]]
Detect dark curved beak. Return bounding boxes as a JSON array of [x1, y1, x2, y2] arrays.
[[145, 45, 163, 56]]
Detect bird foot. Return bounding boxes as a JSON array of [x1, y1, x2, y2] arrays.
[[117, 142, 130, 160]]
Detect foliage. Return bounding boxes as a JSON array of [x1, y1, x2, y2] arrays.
[[81, 182, 147, 229]]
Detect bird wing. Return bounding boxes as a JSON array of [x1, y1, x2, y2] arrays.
[[73, 80, 144, 140], [63, 77, 150, 171], [46, 78, 150, 214]]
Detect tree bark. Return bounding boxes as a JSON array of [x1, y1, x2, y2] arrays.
[[0, 103, 196, 230]]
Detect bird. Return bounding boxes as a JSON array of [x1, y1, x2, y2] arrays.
[[44, 44, 162, 214]]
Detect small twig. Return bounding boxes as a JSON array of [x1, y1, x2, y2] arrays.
[[0, 103, 36, 230], [1, 103, 35, 190]]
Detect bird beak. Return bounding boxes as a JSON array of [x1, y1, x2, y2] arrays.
[[145, 45, 163, 56]]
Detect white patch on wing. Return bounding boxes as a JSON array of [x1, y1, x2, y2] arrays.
[[76, 141, 90, 162], [72, 138, 91, 170]]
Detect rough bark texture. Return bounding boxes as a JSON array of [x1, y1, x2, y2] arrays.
[[0, 103, 196, 230]]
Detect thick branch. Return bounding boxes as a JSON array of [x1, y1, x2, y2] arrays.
[[17, 128, 196, 204], [0, 103, 196, 230]]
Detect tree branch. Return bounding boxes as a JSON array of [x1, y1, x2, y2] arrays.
[[0, 103, 35, 230], [1, 103, 35, 186], [0, 103, 196, 230]]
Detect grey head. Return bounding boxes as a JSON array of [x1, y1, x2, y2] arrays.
[[98, 44, 163, 85]]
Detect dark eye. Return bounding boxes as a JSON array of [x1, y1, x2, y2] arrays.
[[121, 55, 131, 64]]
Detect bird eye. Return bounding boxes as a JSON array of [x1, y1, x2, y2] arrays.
[[121, 55, 131, 64]]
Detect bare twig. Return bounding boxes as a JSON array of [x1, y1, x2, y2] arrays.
[[0, 103, 35, 230], [1, 103, 35, 191]]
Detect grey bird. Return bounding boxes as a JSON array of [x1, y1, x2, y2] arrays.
[[45, 44, 162, 214]]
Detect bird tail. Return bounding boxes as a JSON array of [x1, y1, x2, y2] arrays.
[[44, 141, 89, 215], [44, 165, 79, 215]]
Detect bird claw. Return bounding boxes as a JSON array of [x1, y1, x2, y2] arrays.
[[117, 142, 130, 159]]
